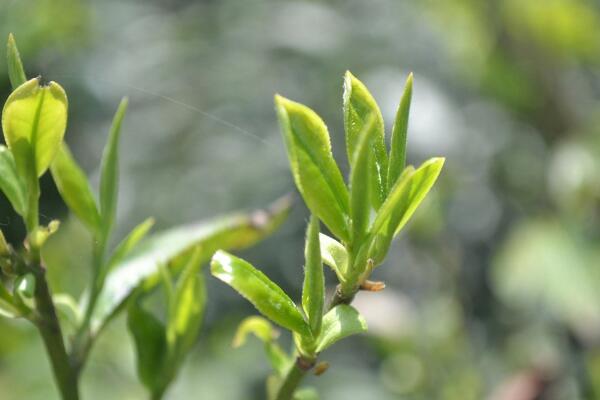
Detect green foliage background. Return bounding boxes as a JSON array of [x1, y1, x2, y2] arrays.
[[1, 0, 600, 398]]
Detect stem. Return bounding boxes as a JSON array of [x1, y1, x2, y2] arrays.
[[33, 261, 80, 400], [275, 357, 313, 400], [327, 284, 356, 311]]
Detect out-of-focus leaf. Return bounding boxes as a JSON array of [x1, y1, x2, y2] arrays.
[[0, 146, 27, 216], [275, 95, 350, 241], [387, 73, 413, 188], [103, 217, 155, 278], [90, 196, 291, 335], [50, 144, 101, 233], [99, 98, 128, 238], [127, 301, 167, 393], [211, 250, 311, 337], [302, 216, 324, 336], [350, 114, 377, 244], [2, 77, 68, 177], [233, 316, 290, 376], [53, 293, 82, 329], [315, 304, 367, 353], [0, 284, 19, 318], [319, 233, 348, 281], [294, 388, 320, 400], [7, 34, 26, 90], [343, 71, 388, 209], [166, 248, 206, 363]]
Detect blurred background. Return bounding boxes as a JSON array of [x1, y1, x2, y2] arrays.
[[1, 0, 600, 399]]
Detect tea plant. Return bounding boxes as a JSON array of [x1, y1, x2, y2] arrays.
[[211, 71, 444, 399], [0, 34, 290, 400]]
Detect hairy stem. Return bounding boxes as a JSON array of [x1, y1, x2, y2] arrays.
[[33, 262, 80, 400]]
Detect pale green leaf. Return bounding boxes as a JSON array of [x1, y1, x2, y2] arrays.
[[343, 71, 388, 209], [302, 216, 324, 335], [211, 250, 311, 337], [50, 144, 101, 233], [315, 304, 367, 353], [7, 34, 26, 90], [2, 77, 68, 177], [318, 233, 348, 282], [387, 73, 413, 188], [0, 145, 27, 216], [275, 95, 350, 241]]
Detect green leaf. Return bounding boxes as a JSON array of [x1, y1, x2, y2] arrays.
[[315, 304, 367, 353], [166, 248, 206, 363], [294, 388, 320, 400], [211, 251, 311, 337], [319, 233, 348, 282], [2, 77, 68, 177], [387, 73, 413, 188], [233, 316, 290, 376], [0, 146, 27, 216], [275, 95, 350, 242], [99, 98, 128, 239], [127, 301, 167, 393], [343, 71, 388, 209], [233, 315, 278, 347], [50, 144, 101, 233], [370, 158, 444, 239], [302, 216, 324, 335], [0, 284, 19, 318], [90, 196, 291, 335], [7, 34, 27, 90], [102, 217, 155, 278], [349, 114, 377, 244]]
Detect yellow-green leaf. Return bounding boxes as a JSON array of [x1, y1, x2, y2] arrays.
[[302, 216, 324, 335], [7, 34, 26, 90], [2, 77, 68, 177], [387, 73, 413, 188], [0, 145, 27, 216]]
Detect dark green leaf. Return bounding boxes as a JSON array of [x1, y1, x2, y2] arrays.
[[387, 73, 413, 188], [50, 144, 101, 233], [315, 304, 367, 352], [7, 34, 26, 90], [302, 216, 324, 335], [0, 145, 27, 216], [99, 98, 128, 239], [90, 196, 291, 335], [2, 77, 68, 177], [127, 301, 167, 393], [343, 71, 388, 209], [211, 250, 311, 337], [275, 95, 350, 242]]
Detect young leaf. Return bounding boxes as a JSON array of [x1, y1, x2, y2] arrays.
[[166, 248, 206, 363], [0, 146, 27, 216], [343, 71, 388, 209], [90, 196, 291, 335], [387, 73, 413, 189], [211, 250, 311, 337], [103, 217, 155, 274], [275, 95, 350, 242], [349, 114, 377, 244], [319, 233, 348, 281], [2, 77, 68, 177], [370, 158, 444, 238], [127, 301, 167, 393], [7, 34, 26, 90], [0, 284, 19, 318], [50, 144, 101, 233], [315, 304, 367, 353], [302, 216, 324, 335], [233, 316, 291, 376], [99, 98, 128, 238]]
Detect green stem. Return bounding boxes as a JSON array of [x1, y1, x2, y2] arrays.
[[33, 262, 80, 400], [327, 283, 356, 311], [275, 357, 312, 400]]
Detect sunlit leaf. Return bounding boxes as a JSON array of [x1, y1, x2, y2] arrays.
[[90, 196, 291, 335], [275, 95, 350, 241], [0, 145, 27, 216], [2, 77, 68, 177], [7, 33, 26, 90], [211, 251, 311, 337], [319, 233, 348, 282], [302, 216, 324, 336], [99, 98, 128, 239], [387, 73, 413, 188], [50, 144, 101, 233], [343, 71, 388, 209], [315, 304, 367, 353]]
